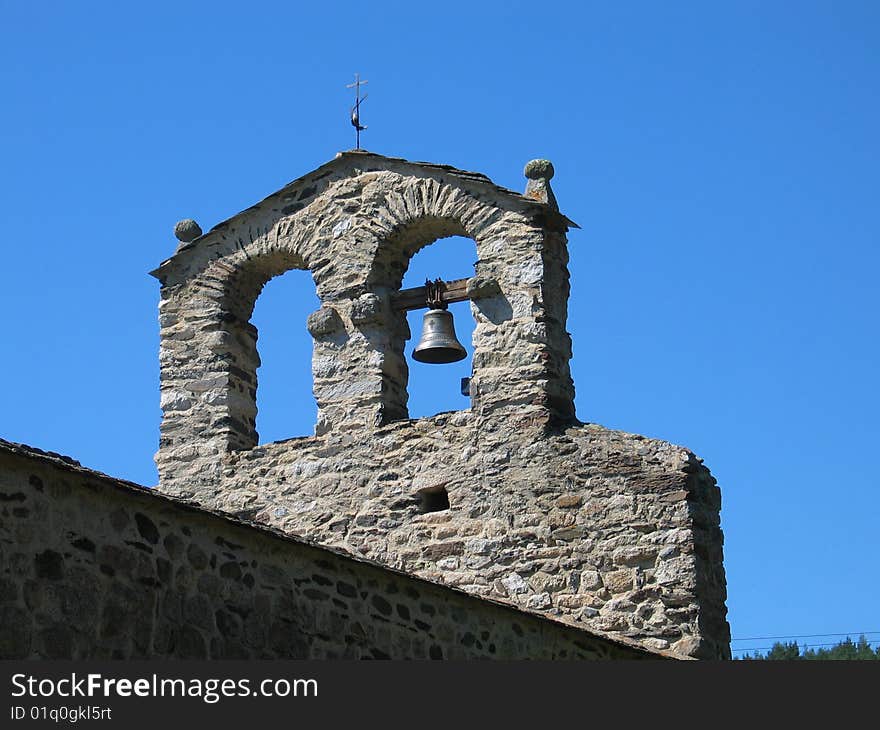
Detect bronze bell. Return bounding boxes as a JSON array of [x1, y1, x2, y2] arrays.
[[413, 308, 467, 364]]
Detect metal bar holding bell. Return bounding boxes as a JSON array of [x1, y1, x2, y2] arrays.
[[392, 278, 471, 312]]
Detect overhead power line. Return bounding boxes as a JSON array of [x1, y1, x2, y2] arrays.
[[732, 638, 880, 654], [732, 631, 880, 642]]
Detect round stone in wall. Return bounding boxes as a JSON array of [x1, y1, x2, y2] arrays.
[[523, 159, 555, 180], [174, 219, 203, 242], [306, 306, 343, 338]]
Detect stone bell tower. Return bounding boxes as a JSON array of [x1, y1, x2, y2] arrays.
[[150, 151, 730, 659]]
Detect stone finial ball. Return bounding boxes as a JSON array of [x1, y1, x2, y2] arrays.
[[174, 219, 202, 242], [524, 159, 555, 180]]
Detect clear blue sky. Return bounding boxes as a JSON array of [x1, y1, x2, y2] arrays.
[[2, 1, 877, 656]]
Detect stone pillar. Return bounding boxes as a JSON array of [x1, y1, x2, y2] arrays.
[[467, 160, 576, 426]]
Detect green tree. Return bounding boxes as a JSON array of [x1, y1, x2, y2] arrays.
[[738, 635, 880, 660], [766, 641, 801, 660]]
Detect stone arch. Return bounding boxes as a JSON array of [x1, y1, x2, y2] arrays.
[[152, 153, 575, 496], [348, 172, 569, 425], [155, 249, 316, 492]]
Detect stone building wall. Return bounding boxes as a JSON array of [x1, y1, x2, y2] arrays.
[[172, 416, 728, 658], [0, 440, 659, 660], [149, 152, 729, 658]]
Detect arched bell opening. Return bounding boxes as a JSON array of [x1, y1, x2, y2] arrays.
[[400, 235, 478, 419], [250, 268, 321, 444], [199, 248, 318, 453]]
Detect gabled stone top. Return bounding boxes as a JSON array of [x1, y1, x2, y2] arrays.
[[151, 150, 576, 282]]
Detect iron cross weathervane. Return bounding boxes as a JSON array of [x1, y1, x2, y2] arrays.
[[346, 73, 368, 149]]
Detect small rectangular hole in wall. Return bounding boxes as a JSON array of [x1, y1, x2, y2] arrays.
[[418, 486, 450, 513]]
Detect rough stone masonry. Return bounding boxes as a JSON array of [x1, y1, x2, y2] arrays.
[[150, 151, 730, 659], [0, 439, 657, 660]]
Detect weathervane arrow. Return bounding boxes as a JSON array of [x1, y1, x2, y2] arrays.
[[346, 73, 368, 150]]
